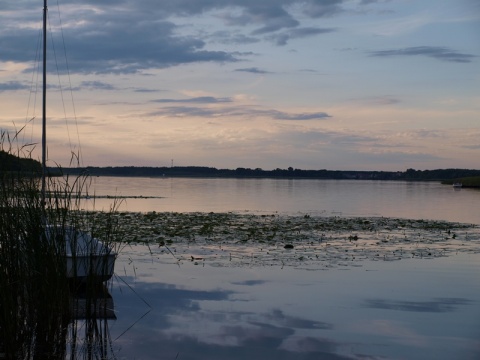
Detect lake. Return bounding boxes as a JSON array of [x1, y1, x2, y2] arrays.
[[86, 177, 480, 224], [75, 177, 480, 359]]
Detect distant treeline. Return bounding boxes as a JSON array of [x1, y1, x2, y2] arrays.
[[56, 166, 480, 181], [0, 150, 41, 173], [2, 149, 478, 182]]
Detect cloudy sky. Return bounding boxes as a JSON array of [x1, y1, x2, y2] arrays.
[[1, 0, 479, 170]]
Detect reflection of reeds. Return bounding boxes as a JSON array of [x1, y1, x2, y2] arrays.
[[68, 283, 116, 360], [0, 137, 120, 359]]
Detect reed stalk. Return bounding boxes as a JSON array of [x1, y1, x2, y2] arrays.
[[0, 132, 120, 359]]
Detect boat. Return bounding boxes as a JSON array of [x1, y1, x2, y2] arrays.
[[452, 182, 462, 188], [44, 225, 116, 282], [40, 0, 116, 282]]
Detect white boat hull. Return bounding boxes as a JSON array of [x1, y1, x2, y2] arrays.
[[45, 225, 116, 282], [66, 251, 116, 282]]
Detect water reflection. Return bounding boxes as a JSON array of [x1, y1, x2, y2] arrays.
[[363, 298, 473, 313], [68, 284, 116, 359], [109, 248, 480, 360], [82, 177, 480, 224], [0, 283, 117, 360], [4, 248, 477, 359], [111, 278, 352, 360], [114, 279, 410, 360]]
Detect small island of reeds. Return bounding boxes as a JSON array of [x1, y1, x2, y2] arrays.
[[442, 176, 480, 188]]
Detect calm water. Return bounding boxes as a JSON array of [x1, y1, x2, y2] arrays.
[[109, 251, 480, 360], [86, 177, 480, 224], [77, 177, 480, 359]]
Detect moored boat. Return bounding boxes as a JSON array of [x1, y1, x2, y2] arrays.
[[40, 0, 116, 283], [44, 225, 116, 282]]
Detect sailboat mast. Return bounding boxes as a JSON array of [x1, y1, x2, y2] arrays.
[[41, 0, 47, 207]]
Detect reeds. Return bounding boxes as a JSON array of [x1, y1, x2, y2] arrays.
[[0, 133, 120, 359]]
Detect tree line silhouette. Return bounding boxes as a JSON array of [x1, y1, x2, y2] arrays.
[[1, 151, 478, 182], [58, 165, 480, 181]]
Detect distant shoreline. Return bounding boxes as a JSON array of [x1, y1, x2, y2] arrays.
[[50, 166, 480, 186]]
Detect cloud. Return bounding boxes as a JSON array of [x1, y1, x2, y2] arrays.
[[463, 144, 480, 149], [271, 110, 332, 120], [369, 46, 476, 63], [62, 18, 239, 74], [210, 31, 260, 45], [219, 4, 299, 34], [151, 96, 233, 104], [145, 106, 219, 118], [359, 0, 389, 5], [0, 81, 30, 92], [0, 4, 239, 75], [301, 0, 346, 18], [80, 81, 117, 90], [267, 27, 336, 46], [132, 88, 162, 93], [234, 67, 271, 74], [0, 0, 367, 75], [144, 105, 332, 121], [350, 96, 401, 106]]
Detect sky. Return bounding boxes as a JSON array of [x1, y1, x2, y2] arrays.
[[0, 0, 479, 171]]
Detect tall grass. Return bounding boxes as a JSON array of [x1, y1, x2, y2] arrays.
[[0, 133, 121, 359]]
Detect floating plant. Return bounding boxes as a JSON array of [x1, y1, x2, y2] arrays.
[[72, 211, 480, 270]]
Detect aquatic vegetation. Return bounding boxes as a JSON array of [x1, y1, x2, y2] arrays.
[[0, 141, 122, 358], [442, 176, 480, 187], [78, 211, 480, 270]]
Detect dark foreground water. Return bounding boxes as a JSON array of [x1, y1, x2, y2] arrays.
[[106, 248, 480, 360], [70, 177, 480, 359]]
